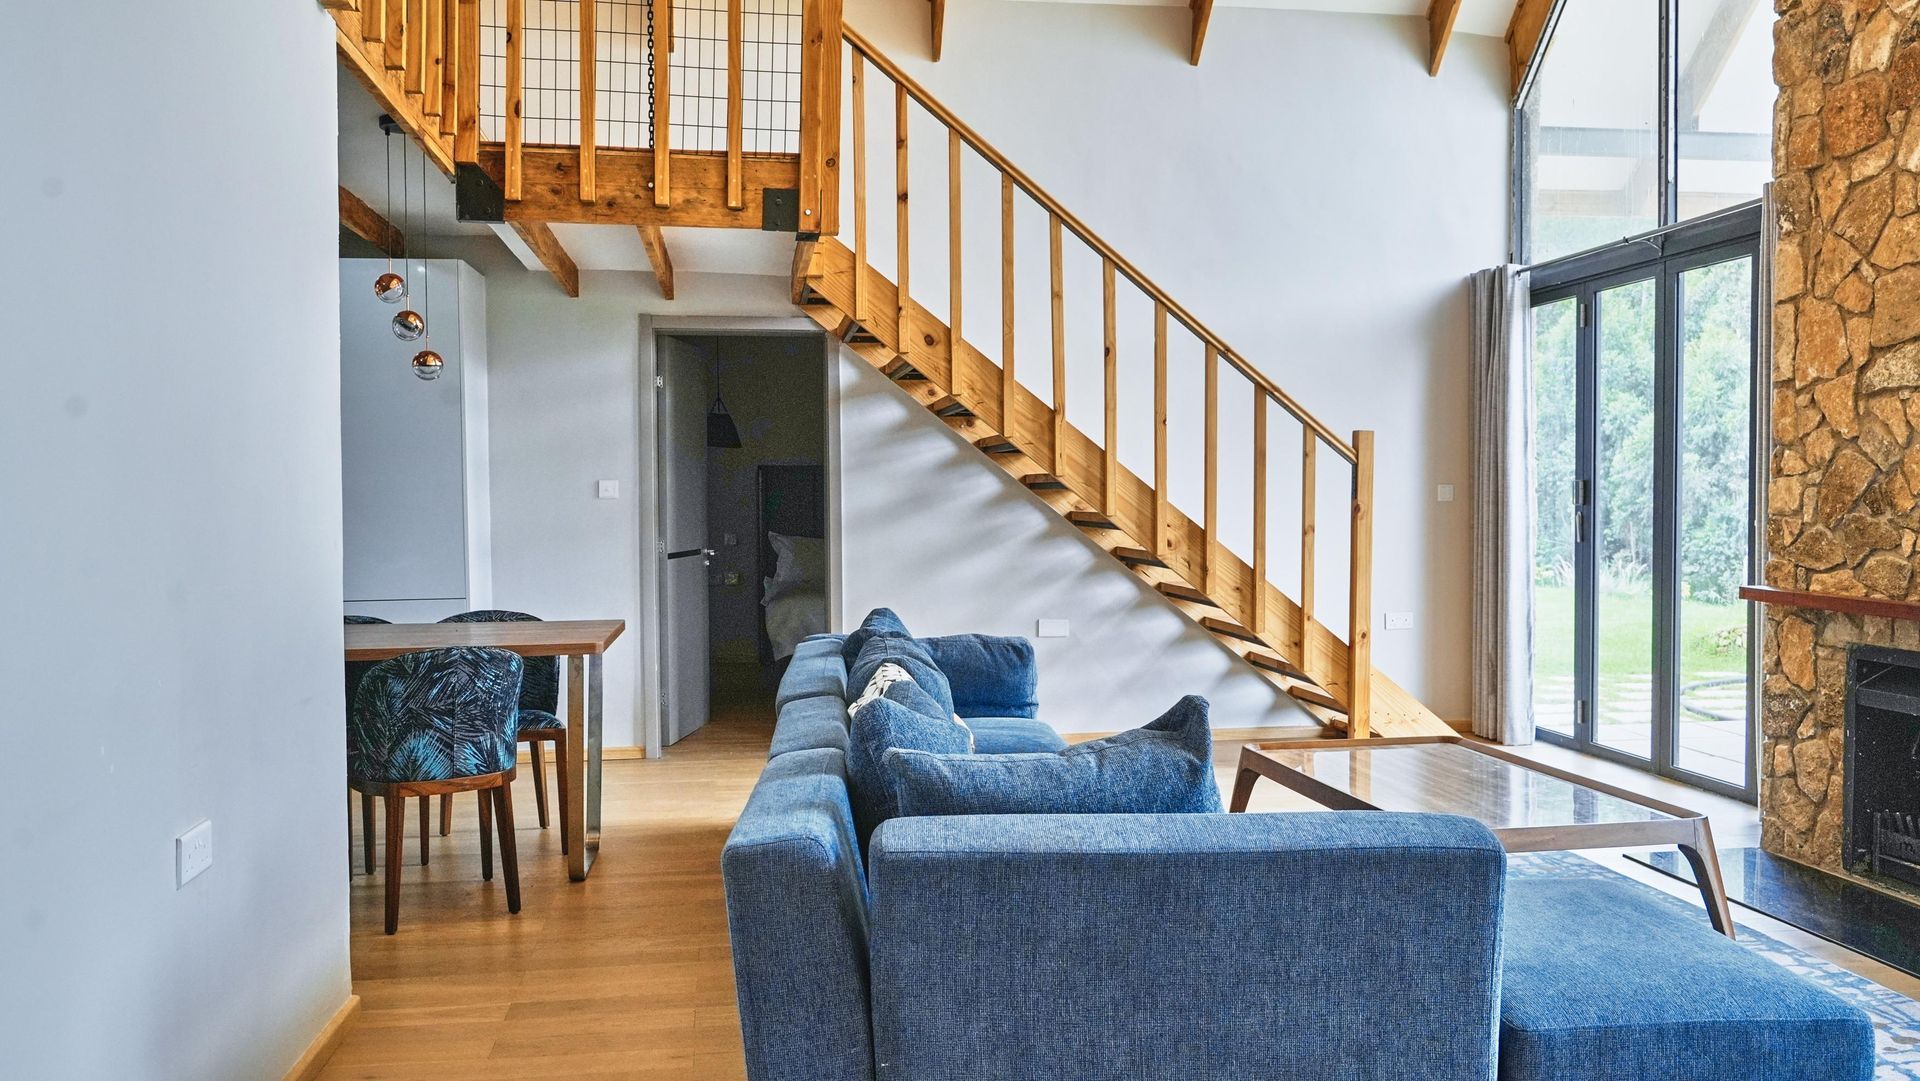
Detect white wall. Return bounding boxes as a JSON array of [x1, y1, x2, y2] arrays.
[[841, 0, 1512, 720], [0, 3, 350, 1079]]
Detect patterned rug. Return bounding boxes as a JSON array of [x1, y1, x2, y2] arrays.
[[1513, 851, 1920, 1078]]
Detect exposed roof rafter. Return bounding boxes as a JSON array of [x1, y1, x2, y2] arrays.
[[1427, 0, 1463, 76], [509, 221, 581, 297], [339, 185, 405, 257], [931, 0, 946, 61], [1505, 0, 1561, 100], [638, 225, 676, 300], [1189, 0, 1215, 66]]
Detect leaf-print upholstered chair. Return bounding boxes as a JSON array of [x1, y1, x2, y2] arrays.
[[347, 646, 526, 934], [345, 615, 430, 871], [439, 610, 570, 852]]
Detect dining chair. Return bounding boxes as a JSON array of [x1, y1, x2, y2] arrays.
[[345, 615, 441, 873], [439, 610, 569, 853], [347, 646, 525, 934]]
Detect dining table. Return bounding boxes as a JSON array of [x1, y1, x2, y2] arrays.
[[345, 618, 626, 881]]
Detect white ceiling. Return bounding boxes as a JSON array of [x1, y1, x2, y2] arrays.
[[1004, 0, 1519, 38]]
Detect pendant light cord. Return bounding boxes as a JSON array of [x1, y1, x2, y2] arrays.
[[419, 142, 430, 344], [383, 132, 394, 271]]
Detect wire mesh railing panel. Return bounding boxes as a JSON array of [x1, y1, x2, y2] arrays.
[[741, 0, 802, 155], [476, 0, 799, 154], [598, 1, 652, 148]]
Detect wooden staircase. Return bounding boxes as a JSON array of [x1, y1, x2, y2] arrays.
[[792, 31, 1451, 739]]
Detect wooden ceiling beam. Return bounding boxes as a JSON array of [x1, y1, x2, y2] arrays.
[[930, 0, 946, 61], [1188, 0, 1214, 66], [638, 225, 676, 300], [1505, 0, 1560, 99], [1427, 0, 1462, 75], [509, 222, 581, 297], [478, 144, 797, 228], [339, 185, 405, 256]]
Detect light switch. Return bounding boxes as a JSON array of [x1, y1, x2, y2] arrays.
[[723, 532, 739, 547], [597, 480, 620, 500], [1037, 619, 1070, 638], [1436, 484, 1455, 503]]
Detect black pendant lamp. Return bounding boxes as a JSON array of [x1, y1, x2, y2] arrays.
[[707, 397, 743, 448]]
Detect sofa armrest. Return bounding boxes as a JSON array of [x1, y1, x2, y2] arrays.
[[867, 812, 1504, 1081]]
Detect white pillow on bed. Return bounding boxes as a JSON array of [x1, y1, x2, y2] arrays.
[[768, 532, 826, 589]]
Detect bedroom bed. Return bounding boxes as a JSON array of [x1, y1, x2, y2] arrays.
[[756, 463, 827, 675]]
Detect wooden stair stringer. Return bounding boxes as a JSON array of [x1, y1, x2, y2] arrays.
[[798, 237, 1451, 739]]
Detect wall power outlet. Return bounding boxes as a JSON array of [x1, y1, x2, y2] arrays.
[[1384, 612, 1414, 630], [176, 820, 213, 888]]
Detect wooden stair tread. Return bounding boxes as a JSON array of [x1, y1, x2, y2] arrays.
[[973, 436, 1021, 455], [1155, 582, 1220, 608], [1021, 474, 1069, 491], [1286, 685, 1347, 713], [1200, 617, 1262, 644], [1113, 546, 1168, 568], [1244, 650, 1311, 681], [1066, 510, 1119, 530]]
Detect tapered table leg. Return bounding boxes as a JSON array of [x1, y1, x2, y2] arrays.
[[1228, 747, 1263, 813], [1679, 819, 1736, 940]]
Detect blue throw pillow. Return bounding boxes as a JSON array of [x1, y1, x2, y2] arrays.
[[886, 695, 1222, 818], [841, 607, 910, 667], [848, 688, 974, 844], [850, 634, 955, 719], [919, 634, 1038, 719]]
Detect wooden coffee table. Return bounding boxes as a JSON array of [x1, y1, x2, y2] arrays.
[[1231, 735, 1736, 938]]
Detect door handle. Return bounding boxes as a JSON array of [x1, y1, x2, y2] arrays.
[[667, 547, 718, 566]]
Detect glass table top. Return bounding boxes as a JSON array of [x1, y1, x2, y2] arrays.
[[1254, 742, 1680, 829]]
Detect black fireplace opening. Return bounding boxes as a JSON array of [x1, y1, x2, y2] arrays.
[[1844, 644, 1920, 888]]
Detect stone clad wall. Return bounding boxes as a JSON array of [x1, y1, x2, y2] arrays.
[[1765, 0, 1920, 868]]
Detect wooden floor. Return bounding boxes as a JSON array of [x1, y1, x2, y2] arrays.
[[317, 694, 1920, 1080]]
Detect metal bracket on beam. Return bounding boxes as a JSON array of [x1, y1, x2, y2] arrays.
[[762, 188, 800, 232], [456, 164, 505, 223]]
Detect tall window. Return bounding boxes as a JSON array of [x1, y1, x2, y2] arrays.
[[1518, 0, 1773, 264]]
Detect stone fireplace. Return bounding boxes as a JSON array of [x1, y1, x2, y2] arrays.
[[1842, 645, 1920, 885], [1762, 1, 1920, 873]]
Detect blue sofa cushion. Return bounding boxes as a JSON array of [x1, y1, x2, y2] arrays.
[[720, 748, 873, 1081], [775, 637, 848, 710], [887, 695, 1222, 818], [966, 716, 1068, 754], [841, 606, 910, 667], [768, 694, 850, 758], [849, 634, 955, 720], [919, 634, 1038, 719], [848, 691, 974, 844], [866, 812, 1507, 1081], [1500, 877, 1874, 1081]]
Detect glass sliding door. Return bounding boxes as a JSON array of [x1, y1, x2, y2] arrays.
[[1593, 277, 1658, 761], [1531, 297, 1580, 739], [1526, 207, 1760, 801], [1674, 255, 1755, 787]]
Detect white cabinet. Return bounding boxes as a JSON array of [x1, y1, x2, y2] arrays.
[[340, 258, 492, 623]]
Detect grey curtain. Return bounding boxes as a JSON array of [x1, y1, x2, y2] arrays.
[[1470, 265, 1534, 745]]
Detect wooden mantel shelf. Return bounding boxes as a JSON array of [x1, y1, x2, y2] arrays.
[[1739, 585, 1920, 622]]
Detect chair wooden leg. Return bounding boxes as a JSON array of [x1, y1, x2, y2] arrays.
[[418, 796, 430, 865], [361, 793, 376, 874], [477, 782, 495, 882], [440, 793, 453, 836], [383, 793, 406, 934], [551, 736, 571, 856], [530, 740, 551, 829], [493, 782, 522, 915]]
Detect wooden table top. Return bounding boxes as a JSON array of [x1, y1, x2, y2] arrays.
[[344, 619, 626, 661], [1244, 735, 1706, 829]]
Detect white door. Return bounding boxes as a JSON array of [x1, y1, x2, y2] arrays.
[[658, 336, 713, 746]]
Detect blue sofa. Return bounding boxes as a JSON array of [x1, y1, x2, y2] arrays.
[[725, 633, 1875, 1081]]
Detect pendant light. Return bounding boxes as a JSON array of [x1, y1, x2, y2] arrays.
[[707, 397, 743, 448], [374, 123, 405, 303], [391, 136, 426, 341], [410, 140, 443, 380]]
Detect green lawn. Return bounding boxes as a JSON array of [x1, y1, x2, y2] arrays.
[[1532, 584, 1746, 684]]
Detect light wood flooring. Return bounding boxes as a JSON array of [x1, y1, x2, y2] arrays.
[[316, 698, 1920, 1080]]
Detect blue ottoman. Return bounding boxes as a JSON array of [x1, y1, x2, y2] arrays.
[[1500, 877, 1874, 1081]]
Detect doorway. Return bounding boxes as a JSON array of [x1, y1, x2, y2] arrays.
[[653, 331, 830, 746], [1528, 204, 1762, 801]]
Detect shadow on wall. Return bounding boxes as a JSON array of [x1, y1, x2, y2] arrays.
[[833, 350, 1315, 735]]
